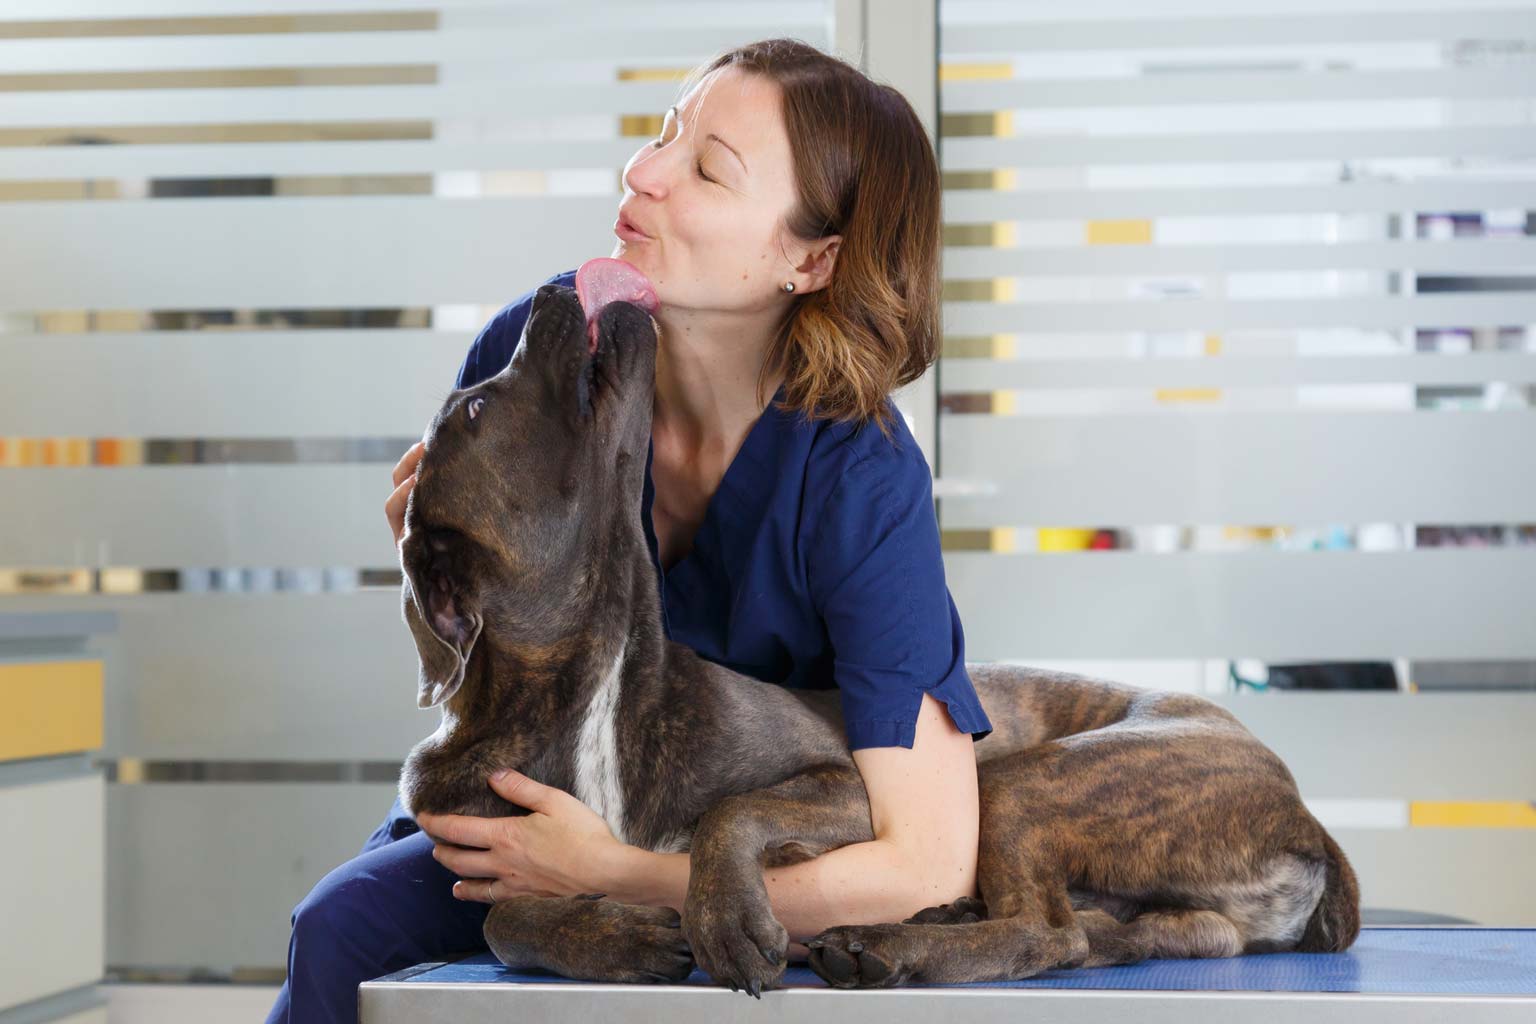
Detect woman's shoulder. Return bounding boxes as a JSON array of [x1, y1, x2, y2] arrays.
[[455, 268, 577, 388], [798, 396, 935, 507]]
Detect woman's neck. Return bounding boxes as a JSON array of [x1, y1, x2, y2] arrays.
[[651, 304, 785, 451]]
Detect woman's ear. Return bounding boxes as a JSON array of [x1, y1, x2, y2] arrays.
[[796, 235, 841, 294]]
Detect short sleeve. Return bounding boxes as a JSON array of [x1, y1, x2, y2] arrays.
[[454, 269, 577, 389], [807, 448, 994, 751]]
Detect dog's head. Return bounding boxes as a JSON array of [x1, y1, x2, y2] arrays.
[[400, 284, 659, 709]]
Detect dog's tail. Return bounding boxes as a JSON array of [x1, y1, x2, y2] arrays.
[[1294, 829, 1361, 952]]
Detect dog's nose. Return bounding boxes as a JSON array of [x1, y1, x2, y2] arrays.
[[530, 283, 563, 318]]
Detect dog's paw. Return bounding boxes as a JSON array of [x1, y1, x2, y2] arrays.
[[485, 898, 693, 984], [902, 895, 987, 925], [682, 887, 788, 997], [805, 924, 913, 989]]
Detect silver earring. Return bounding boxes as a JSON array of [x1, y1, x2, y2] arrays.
[[782, 281, 796, 293]]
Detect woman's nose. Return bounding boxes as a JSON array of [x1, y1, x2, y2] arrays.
[[622, 143, 674, 200]]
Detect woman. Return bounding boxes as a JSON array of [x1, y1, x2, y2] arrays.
[[266, 37, 992, 1023]]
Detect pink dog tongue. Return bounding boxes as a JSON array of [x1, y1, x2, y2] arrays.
[[575, 258, 659, 353]]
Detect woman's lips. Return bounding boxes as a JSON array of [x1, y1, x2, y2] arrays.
[[614, 216, 650, 242]]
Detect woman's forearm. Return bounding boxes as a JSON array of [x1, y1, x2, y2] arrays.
[[600, 838, 975, 960]]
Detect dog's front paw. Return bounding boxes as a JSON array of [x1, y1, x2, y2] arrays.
[[806, 924, 912, 989], [485, 897, 693, 984], [682, 883, 788, 997], [903, 895, 987, 925]]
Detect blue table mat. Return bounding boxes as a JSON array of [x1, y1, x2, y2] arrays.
[[401, 927, 1536, 995]]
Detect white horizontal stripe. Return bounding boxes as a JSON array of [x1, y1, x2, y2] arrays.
[[8, 592, 427, 761], [940, 8, 1536, 53], [107, 782, 402, 970], [947, 548, 1536, 661], [5, 465, 426, 567], [939, 353, 1536, 391], [1318, 828, 1533, 926], [0, 139, 641, 182], [942, 181, 1536, 222], [1304, 800, 1409, 830], [0, 26, 820, 74], [0, 81, 680, 128], [939, 411, 1536, 525], [942, 67, 1536, 112], [0, 195, 610, 309], [0, 0, 735, 18], [941, 126, 1536, 168], [1204, 692, 1536, 803], [0, 0, 1510, 19], [944, 294, 1536, 333], [944, 238, 1536, 277], [0, 330, 472, 436]]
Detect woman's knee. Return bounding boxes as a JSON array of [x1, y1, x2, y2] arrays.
[[291, 864, 380, 951], [288, 832, 489, 962]]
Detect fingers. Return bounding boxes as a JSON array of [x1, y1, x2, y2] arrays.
[[386, 441, 424, 546], [432, 842, 498, 879], [452, 879, 560, 903], [416, 811, 493, 849], [385, 471, 415, 546], [452, 877, 497, 904], [392, 440, 425, 487], [487, 769, 554, 812]]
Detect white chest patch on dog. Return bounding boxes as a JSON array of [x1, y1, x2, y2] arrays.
[[572, 638, 629, 845]]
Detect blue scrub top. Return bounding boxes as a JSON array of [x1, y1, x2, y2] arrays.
[[454, 270, 993, 752]]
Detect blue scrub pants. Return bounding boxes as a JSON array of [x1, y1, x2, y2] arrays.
[[263, 794, 491, 1024]]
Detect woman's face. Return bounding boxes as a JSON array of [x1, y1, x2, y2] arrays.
[[612, 67, 810, 315]]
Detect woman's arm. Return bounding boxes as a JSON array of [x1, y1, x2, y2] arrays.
[[599, 693, 980, 957]]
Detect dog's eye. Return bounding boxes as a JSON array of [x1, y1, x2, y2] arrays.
[[467, 396, 484, 421]]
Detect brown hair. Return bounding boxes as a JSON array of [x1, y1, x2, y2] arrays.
[[679, 38, 941, 435]]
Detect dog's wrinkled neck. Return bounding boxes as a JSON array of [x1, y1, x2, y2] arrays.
[[443, 507, 662, 741]]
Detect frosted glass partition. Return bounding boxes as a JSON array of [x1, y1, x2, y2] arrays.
[[0, 0, 836, 976], [934, 0, 1536, 924]]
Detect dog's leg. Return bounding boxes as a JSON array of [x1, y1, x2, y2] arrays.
[[809, 698, 1340, 987], [1075, 906, 1245, 967], [807, 848, 1091, 987], [682, 762, 874, 996], [483, 893, 693, 983], [897, 892, 1245, 969]]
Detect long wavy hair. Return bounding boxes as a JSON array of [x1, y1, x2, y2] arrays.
[[678, 38, 941, 435]]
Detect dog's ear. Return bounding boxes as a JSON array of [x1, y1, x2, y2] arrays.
[[399, 529, 484, 709]]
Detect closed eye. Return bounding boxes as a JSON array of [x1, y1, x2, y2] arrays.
[[649, 138, 716, 183]]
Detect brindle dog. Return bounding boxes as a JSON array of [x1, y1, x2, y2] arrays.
[[396, 283, 1360, 995]]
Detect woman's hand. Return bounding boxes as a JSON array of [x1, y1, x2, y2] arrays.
[[386, 441, 425, 550], [417, 769, 628, 904]]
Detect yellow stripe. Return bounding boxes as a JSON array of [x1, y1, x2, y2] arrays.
[[0, 660, 104, 761], [1155, 387, 1223, 404], [1086, 219, 1152, 245], [940, 63, 1013, 82], [1410, 801, 1536, 829], [617, 67, 690, 82], [1038, 528, 1096, 552]]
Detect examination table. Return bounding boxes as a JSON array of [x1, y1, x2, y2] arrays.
[[360, 925, 1536, 1023]]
